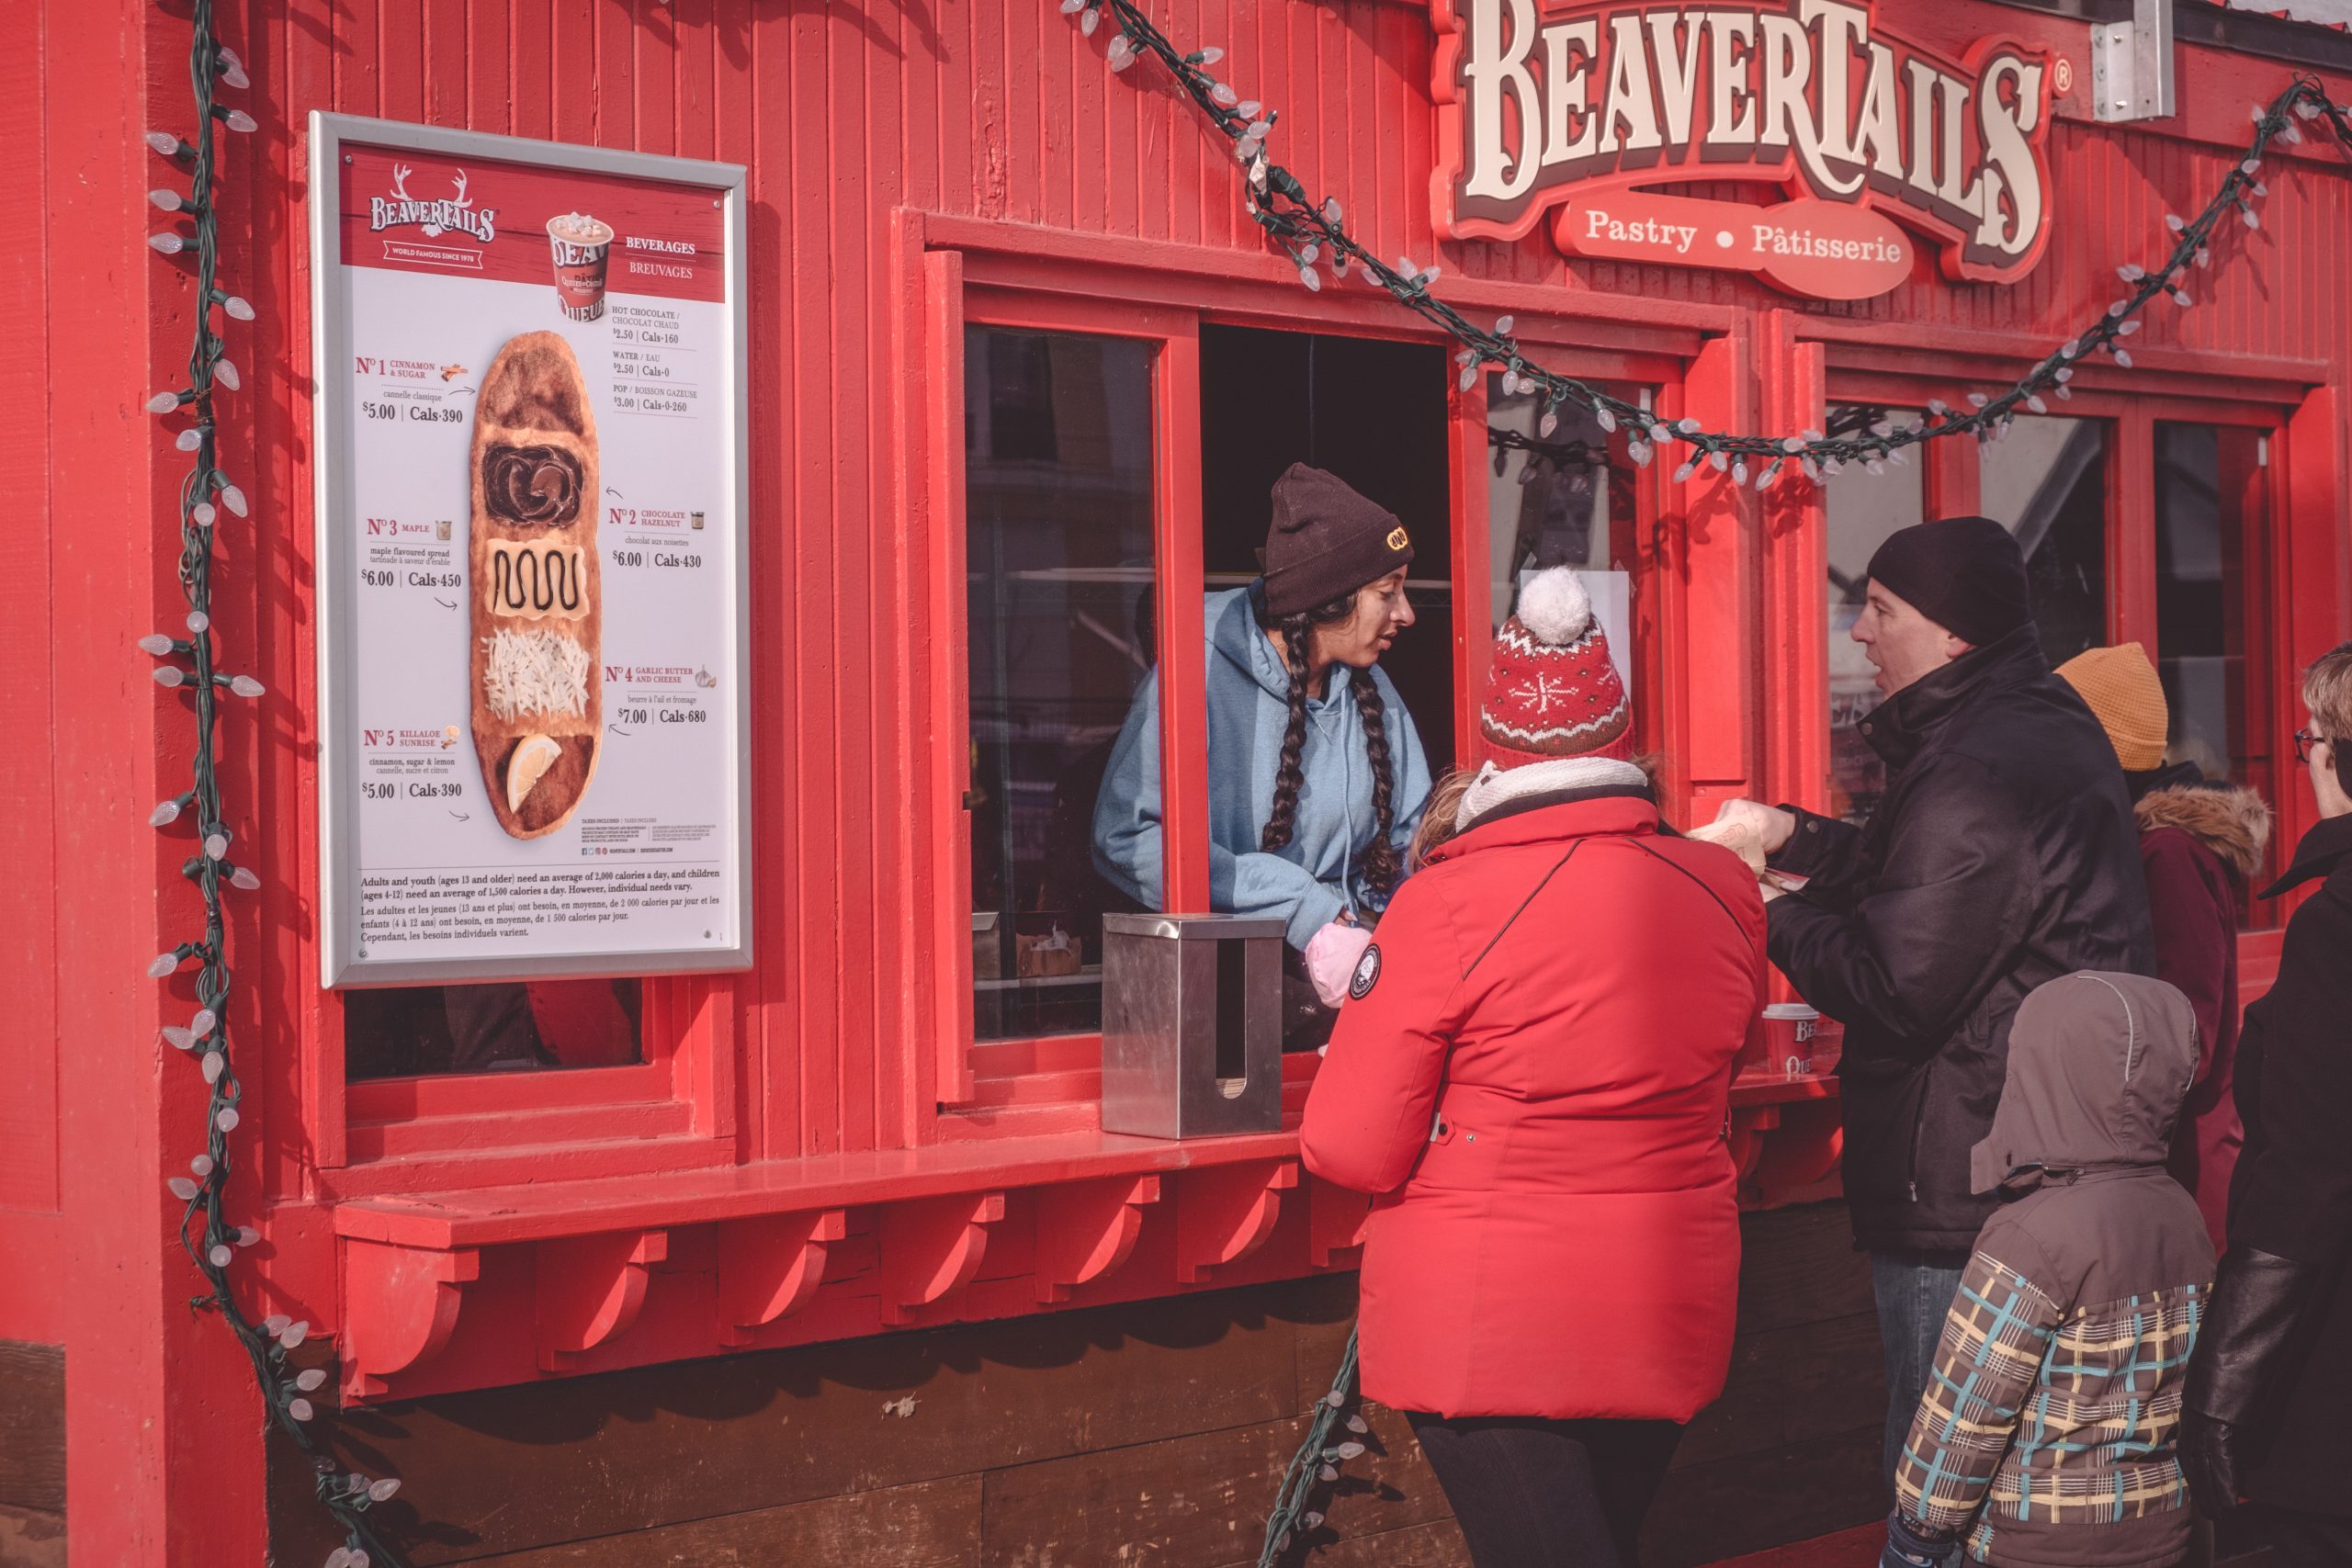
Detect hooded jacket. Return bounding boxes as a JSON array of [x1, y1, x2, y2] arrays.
[[1300, 761, 1765, 1420], [1092, 585, 1433, 951], [1767, 625, 2155, 1254], [1896, 972, 2215, 1568], [2131, 766, 2271, 1250]]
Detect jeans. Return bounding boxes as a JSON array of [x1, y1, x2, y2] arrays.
[[1406, 1412, 1682, 1568], [1872, 1249, 1970, 1498]]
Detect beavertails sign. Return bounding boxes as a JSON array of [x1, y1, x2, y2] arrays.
[[1431, 0, 2054, 301]]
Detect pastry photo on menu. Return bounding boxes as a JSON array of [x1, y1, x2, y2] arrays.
[[468, 330, 602, 839]]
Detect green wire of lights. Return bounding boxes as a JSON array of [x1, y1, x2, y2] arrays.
[[1060, 3, 2352, 1558], [1075, 0, 2352, 488], [141, 4, 411, 1563]]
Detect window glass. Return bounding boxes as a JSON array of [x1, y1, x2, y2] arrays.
[[1486, 378, 1645, 630], [345, 979, 643, 1079], [1978, 414, 2109, 668], [965, 328, 1158, 1041], [2156, 421, 2278, 918], [1822, 405, 1925, 823]]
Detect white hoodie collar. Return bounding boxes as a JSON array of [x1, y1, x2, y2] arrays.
[[1454, 756, 1650, 832]]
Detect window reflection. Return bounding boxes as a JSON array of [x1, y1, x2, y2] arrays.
[[345, 979, 643, 1079], [965, 328, 1158, 1041], [2156, 421, 2277, 918], [1487, 376, 1644, 629], [1978, 415, 2109, 668]]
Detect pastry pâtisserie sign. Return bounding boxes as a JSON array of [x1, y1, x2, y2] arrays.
[[310, 115, 751, 987], [1430, 0, 2055, 301]]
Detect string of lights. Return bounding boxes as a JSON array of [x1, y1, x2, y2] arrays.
[[142, 5, 410, 1564], [1074, 0, 2352, 491]]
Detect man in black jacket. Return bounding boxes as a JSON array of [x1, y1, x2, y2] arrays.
[[2184, 642, 2352, 1567], [1717, 516, 2154, 1493]]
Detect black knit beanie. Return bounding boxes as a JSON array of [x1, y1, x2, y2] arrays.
[[1261, 463, 1415, 618], [1864, 515, 2031, 648]]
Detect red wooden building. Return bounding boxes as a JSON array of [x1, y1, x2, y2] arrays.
[[6, 0, 2351, 1563]]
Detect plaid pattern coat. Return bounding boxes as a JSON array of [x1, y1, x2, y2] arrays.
[[1895, 974, 2217, 1568]]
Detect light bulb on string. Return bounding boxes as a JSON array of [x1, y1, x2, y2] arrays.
[[213, 358, 241, 391], [214, 46, 249, 89], [138, 633, 177, 656], [153, 666, 187, 689], [219, 482, 249, 517], [1192, 46, 1224, 65], [151, 794, 191, 827], [190, 1008, 217, 1038], [279, 1320, 310, 1349], [236, 1226, 262, 1248], [148, 232, 188, 256], [161, 1024, 197, 1050], [147, 389, 189, 414], [191, 500, 217, 526], [204, 829, 230, 859], [213, 106, 258, 132], [209, 1244, 233, 1268], [227, 674, 266, 698], [149, 948, 186, 977], [229, 865, 260, 891], [212, 292, 254, 321], [186, 610, 209, 635], [201, 1051, 225, 1084], [175, 426, 207, 453], [167, 1176, 200, 1201], [149, 188, 198, 215], [288, 1397, 314, 1422], [145, 130, 191, 158], [216, 1106, 240, 1133]]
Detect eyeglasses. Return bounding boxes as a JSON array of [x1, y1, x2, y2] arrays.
[[2295, 728, 2332, 762]]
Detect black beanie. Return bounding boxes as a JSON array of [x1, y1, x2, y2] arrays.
[[1261, 463, 1415, 618], [1864, 515, 2031, 648]]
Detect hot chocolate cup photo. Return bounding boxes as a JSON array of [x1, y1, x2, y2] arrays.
[[546, 210, 614, 321]]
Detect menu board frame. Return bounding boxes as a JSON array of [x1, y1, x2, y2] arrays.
[[309, 113, 752, 987]]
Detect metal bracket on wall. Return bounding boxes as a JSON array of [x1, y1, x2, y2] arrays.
[[2093, 0, 2177, 123]]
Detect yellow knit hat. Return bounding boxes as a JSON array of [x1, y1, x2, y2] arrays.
[[2056, 642, 2169, 772]]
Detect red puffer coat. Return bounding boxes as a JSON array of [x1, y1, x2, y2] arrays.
[[1301, 786, 1766, 1421]]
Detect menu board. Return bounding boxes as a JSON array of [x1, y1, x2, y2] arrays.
[[310, 116, 750, 987]]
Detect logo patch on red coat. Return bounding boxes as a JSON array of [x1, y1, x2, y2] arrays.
[[1349, 943, 1381, 1001]]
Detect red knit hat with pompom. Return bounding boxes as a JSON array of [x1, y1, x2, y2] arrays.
[[1481, 568, 1633, 764]]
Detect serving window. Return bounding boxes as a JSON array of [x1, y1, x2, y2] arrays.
[[929, 266, 1681, 1106]]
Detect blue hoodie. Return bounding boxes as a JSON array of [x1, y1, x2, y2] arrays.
[[1091, 585, 1433, 951]]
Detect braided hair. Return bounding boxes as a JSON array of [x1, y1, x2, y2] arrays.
[[1259, 593, 1402, 898]]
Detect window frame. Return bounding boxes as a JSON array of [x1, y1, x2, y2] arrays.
[[919, 246, 1690, 1128], [1819, 349, 2299, 936]]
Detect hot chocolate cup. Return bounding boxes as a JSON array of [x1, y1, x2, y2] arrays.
[[546, 213, 615, 321]]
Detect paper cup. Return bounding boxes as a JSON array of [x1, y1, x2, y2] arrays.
[[547, 213, 615, 321], [1760, 1002, 1824, 1078]]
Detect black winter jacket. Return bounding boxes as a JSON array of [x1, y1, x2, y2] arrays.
[[1767, 626, 2155, 1253], [2222, 815, 2352, 1515]]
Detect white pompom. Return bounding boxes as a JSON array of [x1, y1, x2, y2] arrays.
[[1514, 567, 1591, 646]]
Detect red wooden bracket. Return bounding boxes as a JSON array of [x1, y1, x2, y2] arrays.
[[536, 1229, 669, 1371], [1173, 1158, 1297, 1284], [877, 1191, 1004, 1325], [1726, 1103, 1782, 1185], [1033, 1175, 1160, 1303], [1308, 1179, 1370, 1270], [716, 1209, 847, 1347], [341, 1239, 480, 1398], [1751, 1099, 1844, 1208]]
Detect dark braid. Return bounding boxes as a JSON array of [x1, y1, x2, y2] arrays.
[[1261, 611, 1316, 854], [1351, 666, 1400, 896], [1257, 597, 1402, 897]]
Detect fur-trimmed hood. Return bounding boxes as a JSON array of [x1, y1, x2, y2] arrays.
[[2136, 783, 2272, 879]]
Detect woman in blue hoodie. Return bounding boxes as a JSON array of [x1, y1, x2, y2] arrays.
[[1092, 463, 1433, 1048]]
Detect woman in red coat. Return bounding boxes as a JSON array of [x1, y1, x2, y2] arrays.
[[1302, 569, 1766, 1568]]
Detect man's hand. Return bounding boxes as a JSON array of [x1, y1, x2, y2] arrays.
[[2180, 1409, 2243, 1517], [1712, 798, 1797, 856]]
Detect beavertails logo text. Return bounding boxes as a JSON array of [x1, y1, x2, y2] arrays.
[[368, 163, 498, 243], [1432, 0, 2053, 300]]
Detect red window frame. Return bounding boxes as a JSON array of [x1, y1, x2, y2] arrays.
[[1818, 344, 2301, 948], [914, 240, 1692, 1129]]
